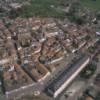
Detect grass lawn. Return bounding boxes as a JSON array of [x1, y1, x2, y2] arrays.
[[81, 0, 100, 11], [17, 0, 68, 18]]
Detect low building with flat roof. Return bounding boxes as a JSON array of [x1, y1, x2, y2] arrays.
[[1, 63, 33, 95], [46, 55, 90, 98], [23, 63, 50, 82]]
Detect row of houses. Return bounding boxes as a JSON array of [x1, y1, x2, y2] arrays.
[[0, 17, 95, 97]]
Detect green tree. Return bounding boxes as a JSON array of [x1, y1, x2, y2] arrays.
[[80, 63, 97, 79], [68, 15, 85, 25], [95, 92, 100, 100]]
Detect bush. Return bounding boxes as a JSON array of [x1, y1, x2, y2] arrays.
[[68, 15, 85, 25], [80, 63, 97, 79]]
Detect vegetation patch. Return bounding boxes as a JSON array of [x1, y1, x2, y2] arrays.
[[9, 0, 69, 18], [81, 0, 100, 11]]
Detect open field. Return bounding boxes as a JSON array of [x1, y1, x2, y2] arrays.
[[16, 0, 69, 18], [10, 0, 100, 18], [81, 0, 100, 11]]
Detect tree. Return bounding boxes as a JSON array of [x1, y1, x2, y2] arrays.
[[96, 12, 100, 20], [85, 35, 91, 41], [9, 10, 18, 18], [0, 71, 5, 94], [68, 15, 85, 25], [80, 63, 97, 79], [39, 56, 45, 64], [69, 1, 80, 15], [95, 92, 100, 100], [72, 40, 78, 48], [87, 46, 95, 53]]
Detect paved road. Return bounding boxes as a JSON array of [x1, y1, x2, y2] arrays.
[[0, 94, 6, 100], [0, 53, 87, 100], [60, 56, 100, 100], [0, 53, 75, 100], [60, 79, 85, 100], [6, 82, 42, 99], [41, 53, 76, 88]]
